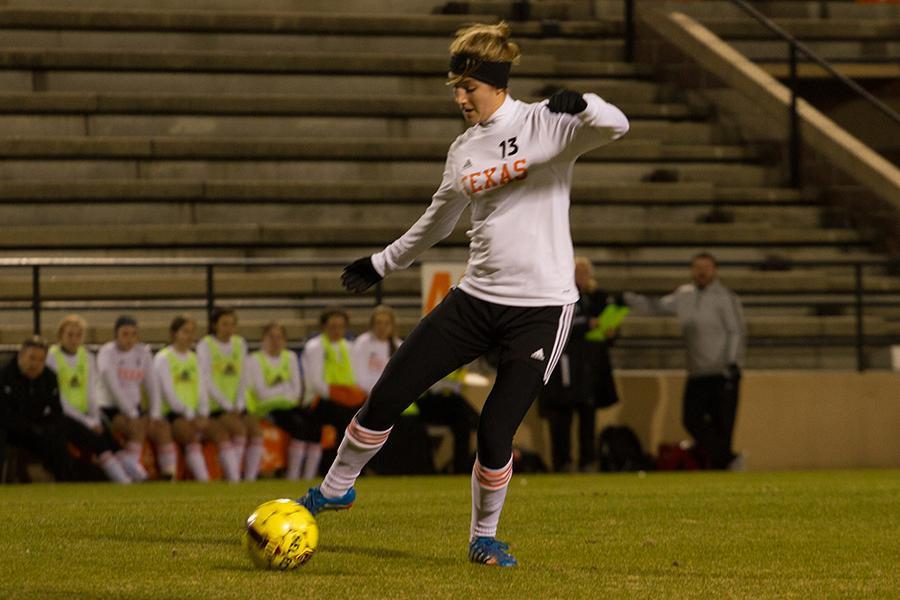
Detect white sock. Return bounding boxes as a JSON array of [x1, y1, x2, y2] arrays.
[[127, 441, 143, 462], [157, 443, 177, 478], [243, 439, 264, 482], [218, 441, 240, 482], [320, 418, 391, 498], [117, 447, 148, 482], [470, 456, 513, 540], [286, 440, 307, 481], [233, 436, 246, 476], [186, 443, 209, 482], [100, 451, 131, 484], [302, 443, 323, 481]]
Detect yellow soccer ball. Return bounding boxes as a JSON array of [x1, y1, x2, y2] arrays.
[[244, 499, 319, 570]]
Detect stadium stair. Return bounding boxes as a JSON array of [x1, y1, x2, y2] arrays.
[[0, 0, 897, 368]]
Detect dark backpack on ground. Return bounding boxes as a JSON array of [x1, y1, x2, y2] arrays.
[[598, 426, 653, 472]]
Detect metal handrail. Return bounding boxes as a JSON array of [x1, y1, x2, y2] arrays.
[[622, 0, 900, 188], [1, 257, 898, 372], [726, 0, 900, 126]]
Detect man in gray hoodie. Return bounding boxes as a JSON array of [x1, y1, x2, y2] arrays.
[[625, 252, 746, 469]]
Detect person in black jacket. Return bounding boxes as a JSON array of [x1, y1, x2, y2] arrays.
[[540, 257, 620, 472], [1, 336, 99, 482]]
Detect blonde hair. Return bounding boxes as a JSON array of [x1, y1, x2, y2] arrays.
[[574, 256, 599, 293], [369, 304, 397, 330], [57, 314, 87, 340], [448, 21, 521, 85]]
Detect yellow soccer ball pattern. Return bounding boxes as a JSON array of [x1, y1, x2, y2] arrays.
[[244, 499, 319, 570]]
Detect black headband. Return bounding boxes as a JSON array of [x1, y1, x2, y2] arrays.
[[449, 54, 511, 89]]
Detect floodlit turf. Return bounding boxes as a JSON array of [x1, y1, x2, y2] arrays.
[[1, 470, 898, 599]]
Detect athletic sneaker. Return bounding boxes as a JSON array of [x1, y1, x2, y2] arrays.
[[297, 486, 356, 515], [468, 536, 518, 567]]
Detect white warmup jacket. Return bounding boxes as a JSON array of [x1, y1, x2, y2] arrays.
[[371, 93, 629, 307]]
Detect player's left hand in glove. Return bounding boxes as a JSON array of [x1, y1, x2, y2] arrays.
[[341, 256, 383, 294], [547, 89, 587, 115]]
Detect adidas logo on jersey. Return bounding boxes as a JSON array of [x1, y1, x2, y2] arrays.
[[530, 348, 545, 361], [463, 158, 473, 169]]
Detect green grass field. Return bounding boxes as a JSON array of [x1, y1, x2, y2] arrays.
[[1, 470, 898, 599]]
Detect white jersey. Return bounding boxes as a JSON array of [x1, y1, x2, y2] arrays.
[[96, 341, 160, 419], [300, 334, 361, 406], [371, 93, 629, 307], [351, 331, 402, 395]]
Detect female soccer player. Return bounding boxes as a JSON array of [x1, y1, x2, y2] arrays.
[[154, 315, 232, 482], [98, 315, 178, 479], [300, 21, 629, 566], [197, 307, 263, 481], [46, 315, 133, 483], [351, 305, 401, 396], [245, 322, 317, 480]]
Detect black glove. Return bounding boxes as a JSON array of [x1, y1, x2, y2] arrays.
[[341, 256, 382, 294], [547, 89, 587, 115], [726, 363, 742, 382]]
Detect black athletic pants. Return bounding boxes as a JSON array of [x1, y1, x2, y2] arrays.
[[270, 408, 317, 442], [357, 288, 573, 470], [682, 374, 739, 469], [545, 403, 596, 471], [3, 418, 107, 482], [416, 390, 479, 474]]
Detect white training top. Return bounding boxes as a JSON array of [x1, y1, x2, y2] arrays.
[[244, 350, 303, 407], [371, 93, 629, 307], [153, 346, 209, 419], [196, 335, 248, 412], [96, 341, 160, 419], [300, 334, 362, 406], [45, 347, 100, 429], [351, 331, 402, 395]]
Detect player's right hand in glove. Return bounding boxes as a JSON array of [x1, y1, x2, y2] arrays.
[[547, 89, 587, 115], [341, 256, 383, 294]]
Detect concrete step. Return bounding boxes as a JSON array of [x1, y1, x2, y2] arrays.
[[0, 245, 879, 265], [0, 201, 823, 228], [5, 69, 663, 99], [705, 18, 900, 41], [758, 61, 900, 80], [0, 47, 650, 78], [662, 0, 900, 20], [0, 159, 777, 186], [0, 136, 762, 162], [0, 92, 703, 121], [0, 114, 719, 143], [0, 9, 507, 35], [0, 93, 700, 118], [731, 40, 900, 62], [2, 267, 895, 302], [0, 222, 863, 250], [0, 30, 626, 61], [0, 1, 452, 14], [0, 179, 818, 205]]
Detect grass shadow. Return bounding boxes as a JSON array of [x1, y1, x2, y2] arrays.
[[81, 532, 236, 546], [322, 544, 413, 559]]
